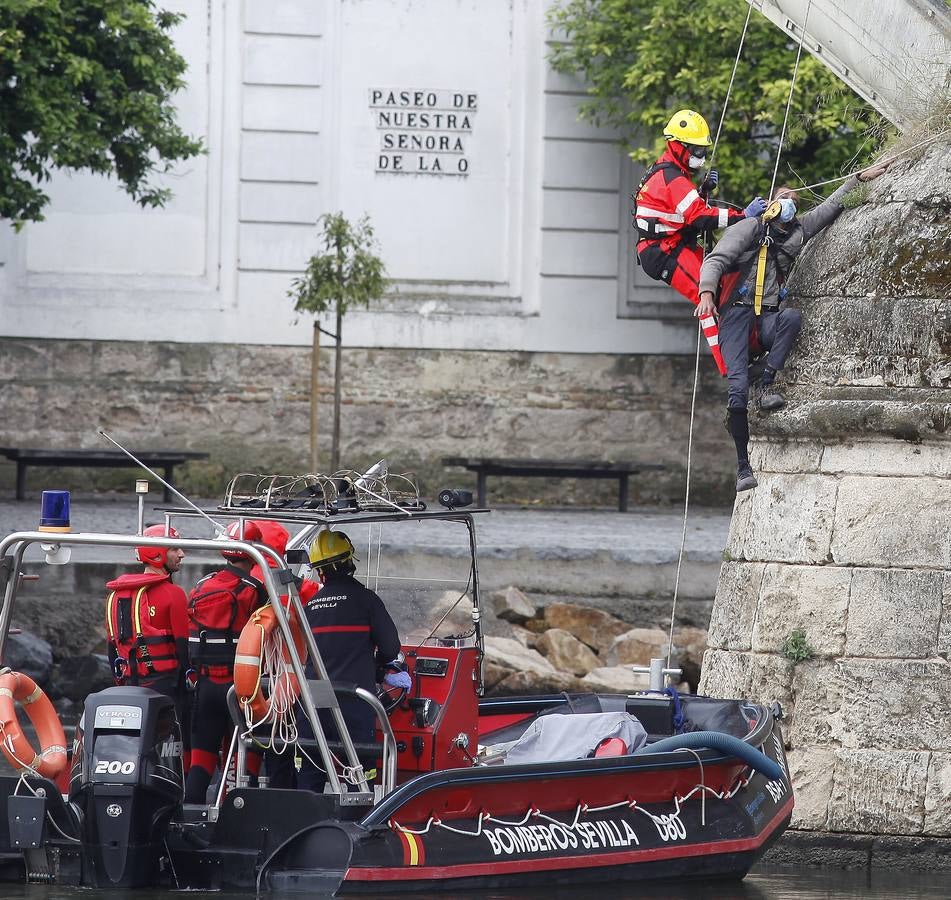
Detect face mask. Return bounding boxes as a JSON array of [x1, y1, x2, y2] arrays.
[[688, 154, 705, 170], [778, 198, 797, 223]]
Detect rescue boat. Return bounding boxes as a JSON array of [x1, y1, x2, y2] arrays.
[[0, 467, 793, 892]]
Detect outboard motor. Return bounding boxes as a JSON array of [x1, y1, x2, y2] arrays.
[[69, 686, 183, 887]]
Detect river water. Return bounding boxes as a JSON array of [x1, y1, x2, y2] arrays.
[[2, 865, 948, 899]]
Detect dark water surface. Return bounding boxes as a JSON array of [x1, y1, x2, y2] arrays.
[[3, 866, 948, 899]]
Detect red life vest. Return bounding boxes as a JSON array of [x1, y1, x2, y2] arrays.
[[105, 572, 179, 682], [187, 565, 266, 672]]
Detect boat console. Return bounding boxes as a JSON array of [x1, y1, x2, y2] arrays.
[[385, 643, 479, 776]]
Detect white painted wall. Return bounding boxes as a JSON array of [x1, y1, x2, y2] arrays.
[[0, 0, 693, 355]]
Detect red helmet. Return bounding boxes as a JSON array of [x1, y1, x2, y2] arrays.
[[250, 520, 289, 567], [221, 520, 263, 561], [135, 524, 181, 569]]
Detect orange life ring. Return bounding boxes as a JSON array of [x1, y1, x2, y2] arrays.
[[234, 606, 308, 723], [0, 671, 67, 779]]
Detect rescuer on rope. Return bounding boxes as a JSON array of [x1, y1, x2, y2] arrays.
[[698, 161, 892, 493], [634, 109, 767, 374]]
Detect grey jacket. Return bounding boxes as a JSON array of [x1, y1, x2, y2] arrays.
[[698, 176, 859, 306]]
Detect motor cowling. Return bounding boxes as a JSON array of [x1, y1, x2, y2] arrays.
[[69, 686, 183, 888]]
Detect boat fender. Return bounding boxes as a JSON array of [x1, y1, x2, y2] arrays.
[[0, 670, 68, 779], [633, 730, 784, 782]]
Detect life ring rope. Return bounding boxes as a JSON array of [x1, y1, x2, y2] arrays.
[[0, 671, 67, 780]]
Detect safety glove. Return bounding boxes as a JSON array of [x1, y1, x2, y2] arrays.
[[383, 670, 412, 691], [699, 169, 719, 194], [744, 196, 767, 218]]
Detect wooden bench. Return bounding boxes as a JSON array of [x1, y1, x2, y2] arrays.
[[441, 457, 665, 512], [0, 448, 210, 502]]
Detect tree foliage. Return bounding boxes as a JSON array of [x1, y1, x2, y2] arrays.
[[0, 0, 203, 225], [289, 213, 388, 319], [547, 0, 886, 201]]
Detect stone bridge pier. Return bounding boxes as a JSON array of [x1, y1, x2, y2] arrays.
[[700, 142, 951, 852]]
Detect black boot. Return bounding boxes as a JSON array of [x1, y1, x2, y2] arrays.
[[728, 409, 757, 493], [756, 366, 787, 411], [736, 462, 758, 492]]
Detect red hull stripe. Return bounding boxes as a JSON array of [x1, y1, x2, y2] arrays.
[[310, 625, 371, 634], [346, 796, 794, 883]]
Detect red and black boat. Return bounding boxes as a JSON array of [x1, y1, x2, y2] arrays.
[[0, 468, 792, 893]]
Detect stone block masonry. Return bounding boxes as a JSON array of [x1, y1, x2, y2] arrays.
[[0, 339, 736, 506], [701, 142, 951, 853]]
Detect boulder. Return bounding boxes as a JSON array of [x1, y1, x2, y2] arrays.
[[672, 626, 708, 664], [483, 660, 514, 692], [581, 666, 649, 694], [48, 655, 114, 702], [492, 670, 587, 697], [483, 637, 555, 676], [428, 590, 474, 638], [535, 628, 600, 676], [543, 603, 629, 653], [490, 586, 537, 624], [0, 629, 54, 686], [606, 627, 670, 666], [508, 624, 538, 648]]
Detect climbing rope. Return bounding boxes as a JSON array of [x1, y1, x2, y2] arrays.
[[666, 325, 701, 671], [666, 2, 758, 671], [666, 1, 817, 673], [708, 0, 756, 169], [768, 0, 814, 198]]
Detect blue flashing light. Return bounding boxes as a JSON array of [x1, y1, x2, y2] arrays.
[[39, 490, 71, 532]]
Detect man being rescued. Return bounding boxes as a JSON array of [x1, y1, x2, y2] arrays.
[[634, 109, 767, 373], [698, 161, 892, 493]]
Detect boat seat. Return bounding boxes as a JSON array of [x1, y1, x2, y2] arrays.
[[225, 685, 383, 763]]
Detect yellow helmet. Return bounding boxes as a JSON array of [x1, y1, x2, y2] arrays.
[[663, 109, 712, 147], [308, 530, 355, 569]]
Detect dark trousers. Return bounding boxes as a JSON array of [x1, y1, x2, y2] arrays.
[[184, 678, 232, 803], [719, 304, 803, 409]]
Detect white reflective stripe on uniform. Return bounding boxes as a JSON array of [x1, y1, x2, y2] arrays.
[[188, 637, 235, 644], [675, 189, 700, 216], [718, 207, 729, 228], [636, 205, 685, 223], [638, 220, 677, 234]]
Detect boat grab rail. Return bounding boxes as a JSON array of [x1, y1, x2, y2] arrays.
[[0, 530, 398, 800]]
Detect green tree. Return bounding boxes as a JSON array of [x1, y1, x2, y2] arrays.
[[547, 0, 885, 202], [0, 0, 203, 225], [288, 213, 388, 473]]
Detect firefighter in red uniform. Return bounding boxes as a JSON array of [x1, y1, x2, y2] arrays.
[[105, 523, 191, 767], [184, 520, 268, 803], [634, 109, 767, 373]]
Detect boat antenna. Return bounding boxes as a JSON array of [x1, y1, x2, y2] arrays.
[[98, 429, 228, 535]]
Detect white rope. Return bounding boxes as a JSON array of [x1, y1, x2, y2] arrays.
[[667, 324, 702, 671], [768, 0, 814, 198], [793, 127, 951, 194], [708, 0, 756, 169]]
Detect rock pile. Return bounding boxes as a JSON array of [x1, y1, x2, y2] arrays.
[[483, 587, 706, 696]]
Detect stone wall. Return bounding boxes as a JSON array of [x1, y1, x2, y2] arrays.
[[0, 339, 735, 505], [700, 142, 951, 845]]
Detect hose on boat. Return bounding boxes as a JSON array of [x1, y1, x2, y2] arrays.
[[633, 731, 784, 782]]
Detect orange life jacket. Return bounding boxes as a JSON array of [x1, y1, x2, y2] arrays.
[[105, 572, 179, 682]]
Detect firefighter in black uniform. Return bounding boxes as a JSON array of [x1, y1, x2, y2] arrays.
[[296, 530, 407, 793]]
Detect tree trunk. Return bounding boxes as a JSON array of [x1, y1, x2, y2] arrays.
[[309, 320, 320, 473], [331, 300, 343, 472]]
